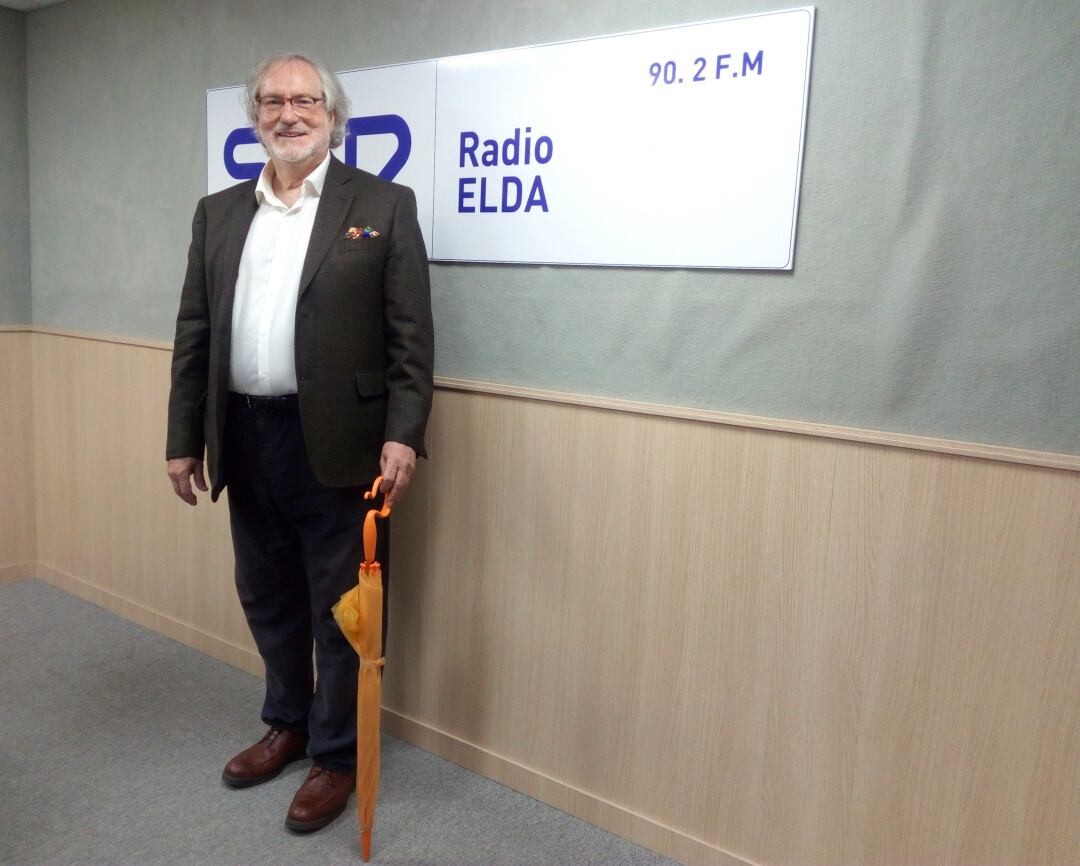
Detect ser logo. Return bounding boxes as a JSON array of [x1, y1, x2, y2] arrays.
[[223, 114, 412, 181]]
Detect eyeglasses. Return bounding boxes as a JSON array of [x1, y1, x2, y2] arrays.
[[254, 95, 326, 117]]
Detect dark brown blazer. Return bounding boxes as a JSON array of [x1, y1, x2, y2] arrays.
[[167, 157, 434, 501]]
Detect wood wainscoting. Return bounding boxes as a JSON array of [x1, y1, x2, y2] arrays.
[[8, 328, 1079, 866], [0, 328, 35, 580]]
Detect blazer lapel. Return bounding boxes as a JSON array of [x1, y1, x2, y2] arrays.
[[208, 184, 258, 424], [216, 187, 259, 330], [298, 158, 355, 299]]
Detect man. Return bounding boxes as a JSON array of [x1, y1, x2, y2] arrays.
[[166, 53, 433, 833]]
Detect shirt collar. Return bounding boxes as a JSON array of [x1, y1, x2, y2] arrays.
[[254, 150, 332, 207]]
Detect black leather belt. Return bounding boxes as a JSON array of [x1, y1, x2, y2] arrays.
[[229, 392, 299, 412]]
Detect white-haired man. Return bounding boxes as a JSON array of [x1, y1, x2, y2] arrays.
[[166, 53, 433, 832]]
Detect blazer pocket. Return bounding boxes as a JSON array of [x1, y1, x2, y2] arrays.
[[355, 370, 387, 397], [336, 239, 385, 255]]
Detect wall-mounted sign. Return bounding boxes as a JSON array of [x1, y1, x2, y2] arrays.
[[207, 7, 815, 269]]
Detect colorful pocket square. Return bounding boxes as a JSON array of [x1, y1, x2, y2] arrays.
[[345, 226, 380, 239]]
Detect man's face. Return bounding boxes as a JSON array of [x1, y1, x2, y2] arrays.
[[256, 59, 333, 168]]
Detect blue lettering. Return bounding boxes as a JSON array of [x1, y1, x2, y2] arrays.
[[223, 127, 263, 180], [459, 126, 554, 167], [479, 177, 498, 213], [742, 50, 763, 76], [460, 131, 479, 168], [458, 177, 476, 212], [501, 128, 521, 166], [534, 136, 553, 164], [502, 177, 522, 213], [524, 176, 548, 212], [715, 54, 731, 78], [345, 114, 411, 180], [457, 174, 548, 212]]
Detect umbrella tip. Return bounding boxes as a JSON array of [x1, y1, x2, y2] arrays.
[[362, 829, 372, 862]]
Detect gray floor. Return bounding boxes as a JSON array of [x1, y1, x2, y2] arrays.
[[0, 579, 679, 866]]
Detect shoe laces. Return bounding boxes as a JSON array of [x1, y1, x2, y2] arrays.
[[309, 764, 351, 782], [262, 727, 286, 745]]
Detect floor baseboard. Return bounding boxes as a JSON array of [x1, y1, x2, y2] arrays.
[[33, 562, 263, 677], [0, 562, 35, 584], [382, 707, 754, 866]]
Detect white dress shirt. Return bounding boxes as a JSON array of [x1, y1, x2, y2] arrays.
[[229, 152, 331, 395]]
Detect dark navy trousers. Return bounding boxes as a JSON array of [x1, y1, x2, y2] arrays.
[[224, 394, 388, 773]]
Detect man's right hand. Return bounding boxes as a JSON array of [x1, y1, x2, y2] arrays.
[[167, 457, 207, 506]]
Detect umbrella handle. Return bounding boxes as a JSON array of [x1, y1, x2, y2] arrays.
[[362, 476, 392, 567]]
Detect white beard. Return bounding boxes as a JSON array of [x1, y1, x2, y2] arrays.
[[264, 129, 328, 165]]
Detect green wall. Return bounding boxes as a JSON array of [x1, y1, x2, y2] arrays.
[[0, 7, 30, 325], [22, 0, 1080, 454]]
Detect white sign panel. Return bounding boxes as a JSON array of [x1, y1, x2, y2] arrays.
[[207, 8, 814, 269]]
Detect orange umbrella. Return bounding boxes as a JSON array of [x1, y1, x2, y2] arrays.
[[332, 476, 390, 862]]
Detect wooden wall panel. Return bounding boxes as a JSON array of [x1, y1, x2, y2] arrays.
[[23, 331, 1080, 866], [385, 391, 1080, 866], [29, 332, 256, 672], [0, 330, 35, 577]]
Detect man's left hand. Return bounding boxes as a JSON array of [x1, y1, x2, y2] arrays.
[[380, 441, 417, 508]]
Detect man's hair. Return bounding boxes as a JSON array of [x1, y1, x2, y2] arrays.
[[244, 53, 351, 148]]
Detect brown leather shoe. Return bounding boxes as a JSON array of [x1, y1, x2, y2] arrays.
[[285, 764, 356, 832], [221, 727, 308, 788]]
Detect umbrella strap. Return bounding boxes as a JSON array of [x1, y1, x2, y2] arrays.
[[360, 657, 385, 671]]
